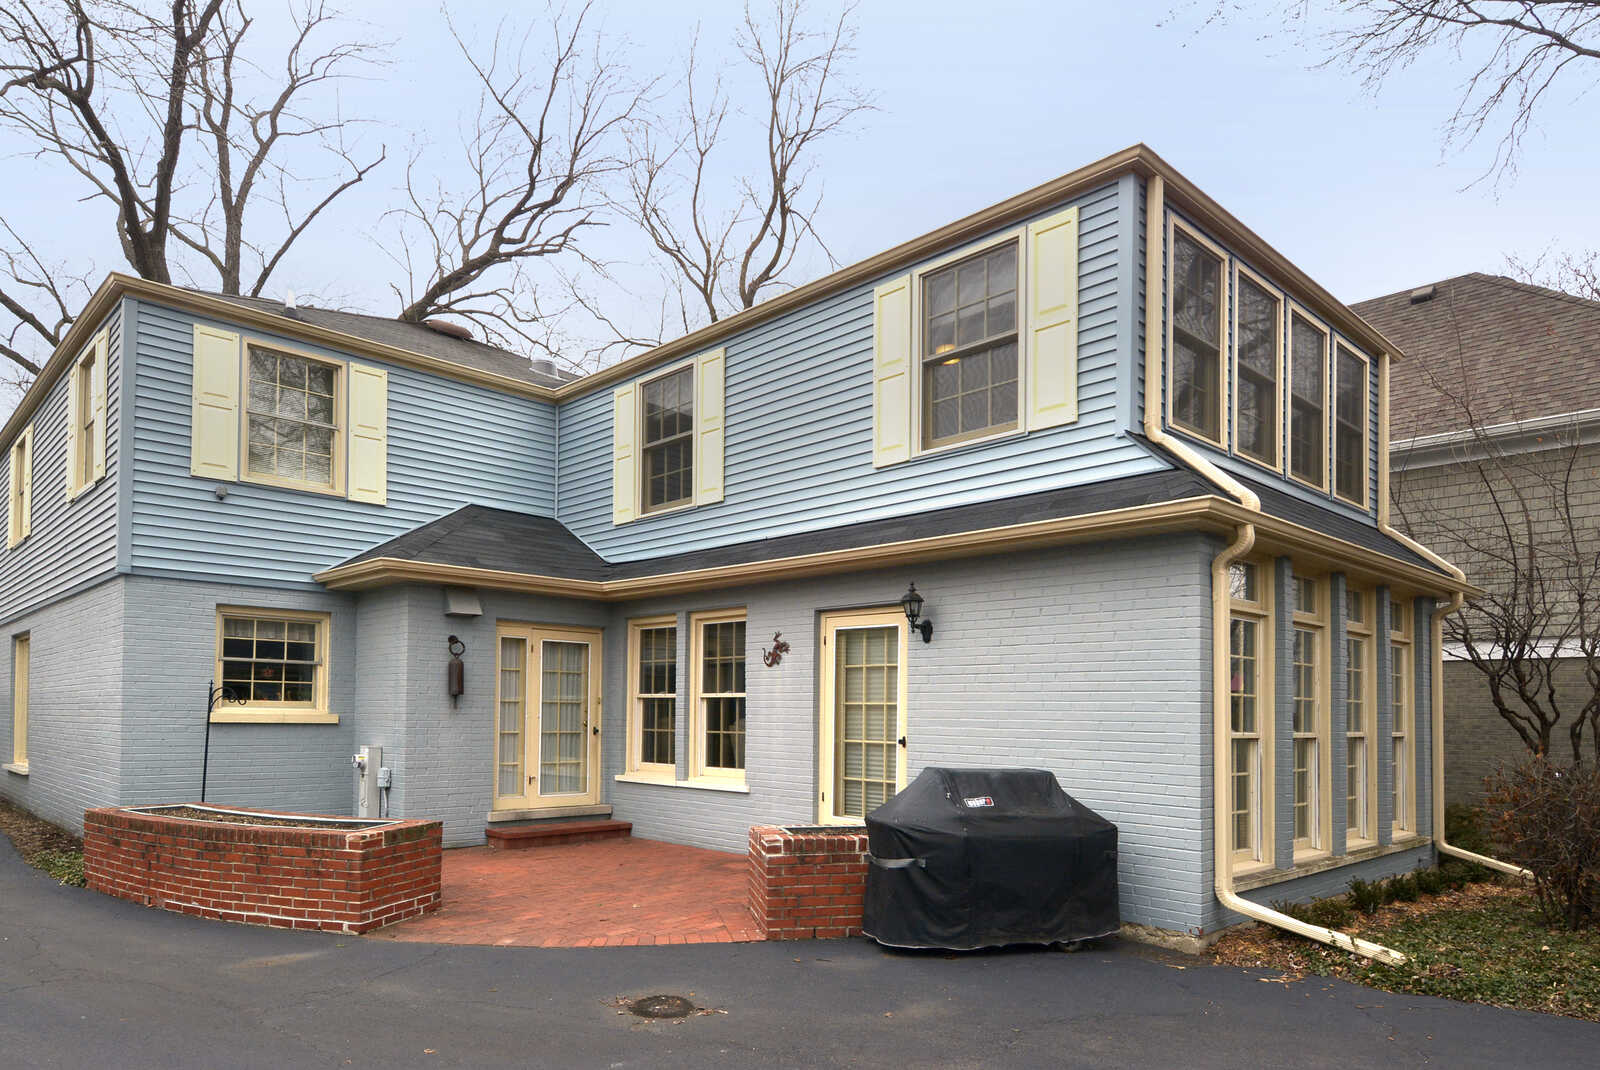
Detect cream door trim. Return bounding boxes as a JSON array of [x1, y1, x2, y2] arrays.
[[817, 607, 908, 826]]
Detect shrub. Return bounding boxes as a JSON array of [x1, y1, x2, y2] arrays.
[[1446, 804, 1493, 855], [1415, 865, 1446, 896], [1348, 877, 1386, 915], [1270, 896, 1354, 932], [1438, 860, 1476, 889], [1484, 756, 1600, 930], [33, 848, 85, 888], [1388, 873, 1420, 903]]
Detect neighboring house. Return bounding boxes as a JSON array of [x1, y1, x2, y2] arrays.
[[0, 144, 1466, 944], [1354, 273, 1600, 804]]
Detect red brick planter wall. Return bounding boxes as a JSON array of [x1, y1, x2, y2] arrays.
[[747, 825, 869, 940], [84, 805, 442, 934]]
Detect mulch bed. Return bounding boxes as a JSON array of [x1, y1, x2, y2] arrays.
[[141, 805, 385, 831], [0, 797, 82, 862]]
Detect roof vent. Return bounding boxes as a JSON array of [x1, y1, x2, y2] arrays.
[[1409, 284, 1436, 304], [529, 359, 558, 378], [283, 289, 300, 319], [422, 318, 474, 341]]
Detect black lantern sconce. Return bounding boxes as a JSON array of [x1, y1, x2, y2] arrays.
[[447, 635, 466, 706], [901, 583, 933, 643]]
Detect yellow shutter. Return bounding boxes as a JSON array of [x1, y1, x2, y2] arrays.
[[695, 347, 726, 504], [612, 383, 638, 525], [1025, 206, 1079, 431], [190, 324, 241, 481], [91, 330, 108, 481], [19, 427, 32, 541], [872, 275, 913, 466], [63, 352, 80, 496], [347, 363, 389, 505]]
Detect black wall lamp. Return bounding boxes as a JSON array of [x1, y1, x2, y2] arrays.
[[901, 583, 933, 643], [447, 635, 466, 706]]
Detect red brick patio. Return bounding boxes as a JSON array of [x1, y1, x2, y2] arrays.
[[373, 837, 760, 947]]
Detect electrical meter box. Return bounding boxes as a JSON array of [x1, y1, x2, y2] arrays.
[[353, 745, 383, 819]]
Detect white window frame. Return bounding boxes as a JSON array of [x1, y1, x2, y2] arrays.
[[1231, 262, 1285, 474], [1290, 573, 1329, 857], [212, 606, 337, 724], [240, 338, 347, 498], [689, 608, 747, 785], [1333, 341, 1372, 509], [1228, 560, 1273, 869], [636, 358, 697, 517], [626, 615, 678, 780], [1345, 586, 1375, 846], [908, 226, 1029, 458], [1390, 596, 1414, 837], [1286, 302, 1330, 494], [1166, 216, 1231, 449]]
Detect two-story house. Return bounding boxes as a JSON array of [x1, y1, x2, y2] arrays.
[[0, 145, 1469, 945]]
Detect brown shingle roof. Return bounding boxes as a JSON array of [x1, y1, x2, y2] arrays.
[[1352, 273, 1600, 441]]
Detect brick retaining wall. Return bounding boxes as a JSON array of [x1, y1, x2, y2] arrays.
[[747, 825, 869, 939], [83, 805, 442, 933]]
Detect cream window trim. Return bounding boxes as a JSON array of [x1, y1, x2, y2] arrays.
[[1290, 573, 1330, 858], [212, 606, 334, 723], [11, 633, 29, 769], [1166, 216, 1231, 449], [612, 772, 751, 794], [65, 330, 108, 501], [2, 763, 27, 776], [817, 607, 909, 826], [1345, 586, 1376, 846], [1333, 341, 1372, 510], [8, 425, 34, 548], [625, 615, 678, 778], [1228, 559, 1274, 868], [1285, 301, 1331, 495], [688, 607, 747, 784], [239, 338, 347, 499], [1230, 262, 1286, 475], [1390, 599, 1415, 837], [613, 351, 724, 524]]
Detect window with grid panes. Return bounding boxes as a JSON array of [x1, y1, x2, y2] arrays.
[[641, 366, 694, 512], [1345, 587, 1371, 841], [1391, 598, 1412, 835], [246, 346, 338, 488], [219, 612, 322, 706], [1171, 230, 1223, 442], [1228, 561, 1266, 863], [1335, 345, 1368, 503], [1289, 313, 1326, 486], [921, 241, 1018, 447], [635, 625, 676, 768], [698, 617, 746, 771]]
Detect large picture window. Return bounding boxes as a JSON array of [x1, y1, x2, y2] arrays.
[[246, 345, 339, 490], [1288, 312, 1327, 488], [1234, 271, 1281, 468], [1334, 344, 1370, 506], [641, 365, 694, 512], [691, 610, 746, 779], [1170, 227, 1225, 443], [627, 618, 677, 776], [921, 241, 1019, 448], [214, 607, 334, 723]]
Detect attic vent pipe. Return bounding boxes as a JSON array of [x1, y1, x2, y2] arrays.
[[1409, 284, 1436, 304], [423, 318, 474, 341]]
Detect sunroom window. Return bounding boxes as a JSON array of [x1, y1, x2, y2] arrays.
[[641, 366, 694, 512], [1234, 274, 1280, 467], [1288, 313, 1326, 487], [921, 242, 1019, 448], [1170, 229, 1224, 443], [246, 346, 338, 489], [1335, 344, 1369, 504]]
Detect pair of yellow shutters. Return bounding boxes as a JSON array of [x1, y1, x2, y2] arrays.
[[607, 206, 1080, 515], [190, 324, 388, 505]]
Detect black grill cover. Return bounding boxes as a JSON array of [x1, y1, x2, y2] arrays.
[[861, 767, 1119, 950]]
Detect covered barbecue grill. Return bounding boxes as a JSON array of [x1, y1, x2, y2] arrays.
[[861, 767, 1119, 950]]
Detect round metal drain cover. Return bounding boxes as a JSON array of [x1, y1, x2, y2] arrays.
[[628, 994, 697, 1019]]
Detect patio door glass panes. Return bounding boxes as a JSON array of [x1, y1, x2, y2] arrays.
[[539, 641, 589, 795], [836, 626, 899, 819], [497, 638, 525, 800]]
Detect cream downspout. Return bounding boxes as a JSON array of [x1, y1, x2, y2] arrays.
[[1143, 173, 1405, 963]]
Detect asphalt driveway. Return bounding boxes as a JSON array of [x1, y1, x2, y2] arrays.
[[0, 836, 1592, 1069]]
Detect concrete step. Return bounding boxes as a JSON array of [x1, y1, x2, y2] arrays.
[[484, 818, 632, 850]]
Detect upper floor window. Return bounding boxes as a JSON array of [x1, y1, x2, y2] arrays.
[[921, 241, 1019, 448], [1288, 312, 1327, 489], [1170, 227, 1225, 444], [66, 329, 108, 500], [246, 345, 339, 491], [641, 365, 694, 513], [7, 427, 33, 549], [1234, 271, 1281, 469], [1334, 344, 1370, 506], [77, 348, 98, 488]]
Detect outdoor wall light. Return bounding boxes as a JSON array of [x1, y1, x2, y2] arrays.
[[447, 635, 466, 706], [901, 583, 933, 643]]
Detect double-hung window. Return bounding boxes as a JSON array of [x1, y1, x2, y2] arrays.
[[1288, 312, 1327, 488], [1169, 226, 1226, 444], [1334, 344, 1370, 506], [1345, 587, 1373, 843], [627, 618, 677, 776], [246, 345, 340, 492], [641, 366, 694, 512], [1234, 270, 1281, 468], [1291, 574, 1325, 854], [7, 427, 33, 548], [214, 607, 334, 723], [921, 240, 1019, 448], [1228, 562, 1269, 865], [691, 610, 746, 780], [1390, 597, 1413, 836]]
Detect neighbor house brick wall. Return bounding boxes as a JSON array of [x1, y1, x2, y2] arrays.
[[83, 806, 441, 933], [747, 825, 869, 939]]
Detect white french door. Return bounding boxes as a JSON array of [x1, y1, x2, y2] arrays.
[[493, 624, 603, 811], [818, 608, 909, 825]]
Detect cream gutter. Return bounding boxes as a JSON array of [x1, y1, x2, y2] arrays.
[[1144, 171, 1407, 964]]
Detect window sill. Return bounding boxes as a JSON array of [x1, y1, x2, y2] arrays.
[[911, 424, 1025, 463], [238, 473, 347, 500], [613, 773, 749, 794], [1233, 837, 1432, 892], [2, 762, 28, 776], [208, 709, 340, 725]]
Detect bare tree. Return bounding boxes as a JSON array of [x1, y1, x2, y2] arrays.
[[1507, 246, 1600, 301], [622, 0, 869, 344], [384, 2, 642, 364]]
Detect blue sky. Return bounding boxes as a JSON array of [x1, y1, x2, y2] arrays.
[[5, 0, 1596, 367]]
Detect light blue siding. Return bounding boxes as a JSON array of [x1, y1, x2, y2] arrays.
[[558, 181, 1166, 562], [0, 304, 122, 626], [127, 298, 558, 587]]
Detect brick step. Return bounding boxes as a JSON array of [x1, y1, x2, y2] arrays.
[[484, 818, 632, 850]]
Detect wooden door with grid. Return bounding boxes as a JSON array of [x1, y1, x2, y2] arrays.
[[818, 608, 908, 825], [493, 625, 603, 811]]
